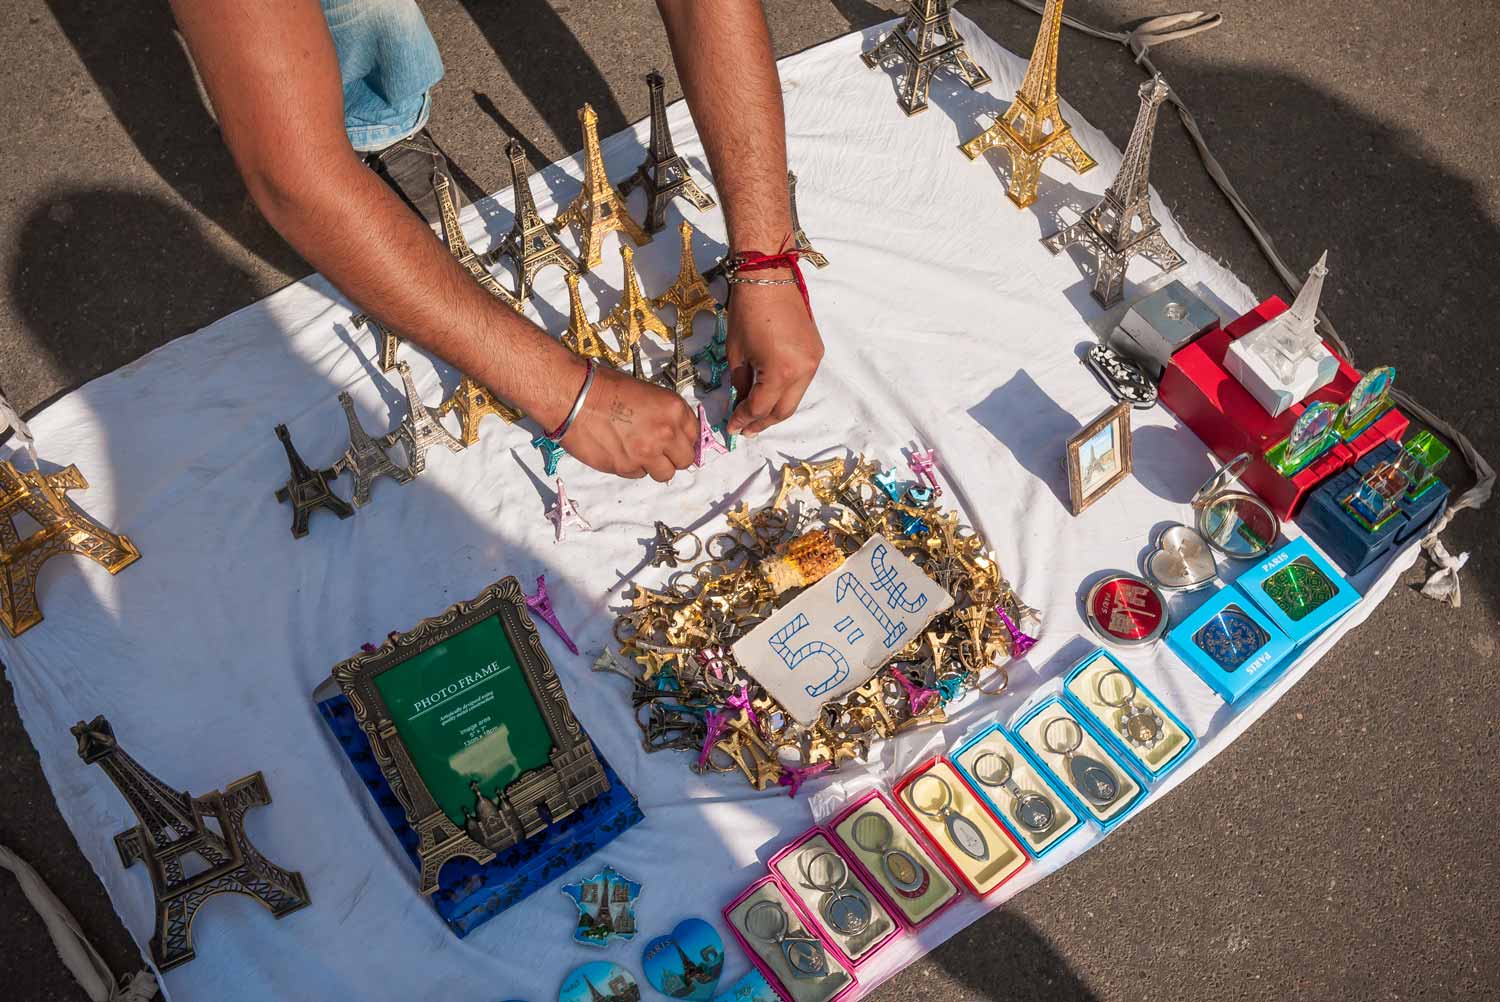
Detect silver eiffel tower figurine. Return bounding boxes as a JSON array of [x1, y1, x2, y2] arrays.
[[618, 69, 716, 233], [351, 313, 402, 372], [488, 139, 579, 301], [385, 360, 464, 478], [1041, 75, 1184, 307], [332, 391, 412, 507], [861, 0, 991, 116]]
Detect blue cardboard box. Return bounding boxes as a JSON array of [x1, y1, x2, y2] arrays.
[[1010, 695, 1144, 832], [1061, 649, 1197, 782], [1165, 584, 1295, 704], [317, 693, 644, 938], [1297, 465, 1405, 576], [1234, 537, 1360, 647], [950, 723, 1084, 858]]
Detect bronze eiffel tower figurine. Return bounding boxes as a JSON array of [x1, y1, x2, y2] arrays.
[[0, 459, 140, 636], [652, 221, 718, 340], [273, 424, 352, 539], [489, 139, 580, 301], [959, 0, 1096, 209], [72, 716, 310, 971], [332, 391, 412, 507], [595, 245, 671, 357], [433, 170, 525, 313], [386, 360, 464, 477], [440, 376, 523, 447], [350, 313, 402, 372], [561, 272, 625, 366], [1042, 75, 1184, 307], [618, 70, 716, 233], [861, 0, 991, 116], [554, 103, 652, 270]]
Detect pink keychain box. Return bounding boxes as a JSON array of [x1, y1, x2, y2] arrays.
[[723, 874, 858, 1002], [825, 788, 964, 931], [766, 824, 902, 970]]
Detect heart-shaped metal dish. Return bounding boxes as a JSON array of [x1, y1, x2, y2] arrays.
[[1144, 524, 1218, 592]]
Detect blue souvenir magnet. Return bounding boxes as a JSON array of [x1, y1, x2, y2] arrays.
[[642, 917, 726, 1000], [561, 865, 642, 948], [712, 969, 780, 1002], [559, 961, 640, 1002]]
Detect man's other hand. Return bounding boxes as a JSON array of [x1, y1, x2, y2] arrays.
[[725, 276, 824, 437]]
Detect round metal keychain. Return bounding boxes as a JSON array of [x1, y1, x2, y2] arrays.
[[744, 899, 829, 980], [1096, 668, 1165, 751], [1043, 717, 1121, 808], [849, 811, 930, 899], [798, 849, 872, 936], [908, 773, 990, 862], [971, 751, 1057, 834]]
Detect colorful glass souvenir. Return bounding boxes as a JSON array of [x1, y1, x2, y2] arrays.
[[561, 865, 642, 948], [1085, 573, 1167, 647], [1268, 401, 1339, 477], [1395, 429, 1450, 500], [1342, 461, 1410, 531], [1190, 603, 1272, 671], [1337, 365, 1395, 439]]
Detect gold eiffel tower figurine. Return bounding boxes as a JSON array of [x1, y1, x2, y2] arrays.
[[553, 103, 652, 271], [561, 273, 626, 367], [1, 459, 140, 636], [959, 0, 1096, 209], [594, 245, 671, 357], [439, 376, 523, 447], [490, 139, 580, 301], [651, 221, 718, 340], [351, 313, 401, 372], [433, 170, 525, 313]]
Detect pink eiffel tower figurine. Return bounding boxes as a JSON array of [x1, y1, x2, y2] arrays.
[[525, 573, 578, 655], [546, 477, 592, 542], [908, 446, 941, 491], [694, 404, 729, 467]]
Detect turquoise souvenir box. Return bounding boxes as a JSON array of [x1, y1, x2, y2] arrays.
[[949, 722, 1084, 858], [1165, 584, 1294, 704], [1011, 694, 1146, 833], [1061, 649, 1197, 782], [1233, 537, 1360, 647]]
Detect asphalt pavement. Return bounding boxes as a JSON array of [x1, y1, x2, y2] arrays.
[[1, 2, 1496, 1000]]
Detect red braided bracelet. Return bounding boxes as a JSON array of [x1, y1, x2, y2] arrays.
[[724, 238, 813, 317]]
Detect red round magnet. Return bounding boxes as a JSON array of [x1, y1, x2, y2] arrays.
[[1085, 574, 1168, 647]]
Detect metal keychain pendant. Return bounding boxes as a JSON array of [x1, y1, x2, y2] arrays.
[[850, 812, 930, 899], [1044, 717, 1121, 807], [971, 751, 1057, 834], [798, 849, 872, 936], [909, 773, 989, 862], [745, 899, 829, 980], [1096, 668, 1165, 750]]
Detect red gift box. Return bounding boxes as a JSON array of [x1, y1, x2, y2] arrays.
[[892, 757, 1028, 897], [1159, 296, 1407, 519]]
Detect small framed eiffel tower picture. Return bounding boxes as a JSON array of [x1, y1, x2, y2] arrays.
[[331, 576, 610, 896]]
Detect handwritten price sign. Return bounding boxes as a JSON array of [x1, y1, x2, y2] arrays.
[[732, 534, 953, 724]]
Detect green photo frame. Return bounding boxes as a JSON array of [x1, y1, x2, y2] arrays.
[[332, 577, 608, 895]]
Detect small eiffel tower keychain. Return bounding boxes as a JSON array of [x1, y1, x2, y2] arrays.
[[1096, 668, 1165, 750], [797, 849, 872, 936], [908, 773, 989, 862], [849, 811, 929, 899], [1044, 717, 1121, 807], [971, 751, 1057, 834], [744, 899, 829, 980]]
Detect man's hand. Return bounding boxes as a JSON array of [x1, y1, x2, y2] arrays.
[[559, 365, 699, 482], [725, 277, 824, 437]]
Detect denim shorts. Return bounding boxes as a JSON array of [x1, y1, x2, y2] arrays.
[[322, 0, 446, 152]]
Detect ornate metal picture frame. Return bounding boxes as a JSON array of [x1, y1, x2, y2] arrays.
[[331, 576, 608, 895], [1066, 402, 1133, 515]]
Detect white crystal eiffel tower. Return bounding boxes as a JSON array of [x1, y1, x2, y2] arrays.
[[433, 170, 524, 313], [1041, 75, 1184, 307], [861, 0, 991, 116], [489, 139, 580, 301], [386, 360, 464, 478], [1224, 250, 1339, 416], [332, 391, 412, 507]]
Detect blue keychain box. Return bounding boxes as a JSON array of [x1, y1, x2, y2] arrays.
[[1165, 584, 1295, 704], [1061, 649, 1197, 782], [1233, 537, 1360, 648], [1010, 694, 1145, 832], [317, 693, 644, 938], [949, 722, 1085, 858]]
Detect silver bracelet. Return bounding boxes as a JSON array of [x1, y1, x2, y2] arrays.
[[547, 358, 596, 441]]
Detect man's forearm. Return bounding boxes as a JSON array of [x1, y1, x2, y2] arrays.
[[656, 0, 792, 254]]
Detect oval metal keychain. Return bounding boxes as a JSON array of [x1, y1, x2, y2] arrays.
[[1043, 717, 1121, 807], [744, 899, 829, 980], [798, 849, 872, 936], [1096, 668, 1165, 751], [909, 773, 990, 862], [971, 751, 1057, 834], [850, 811, 930, 899]]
